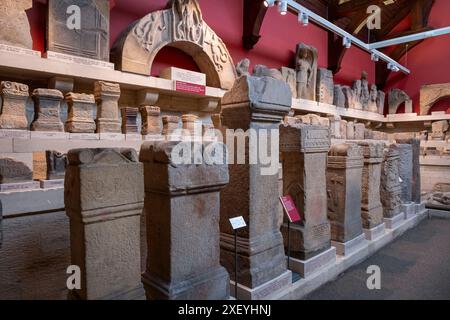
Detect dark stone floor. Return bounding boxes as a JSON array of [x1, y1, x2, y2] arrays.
[[305, 217, 450, 300]]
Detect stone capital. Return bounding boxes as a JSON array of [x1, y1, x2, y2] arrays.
[[1, 81, 29, 98], [94, 81, 121, 100], [327, 143, 364, 169], [32, 88, 63, 101], [65, 92, 95, 104], [355, 141, 384, 163], [280, 123, 330, 154]]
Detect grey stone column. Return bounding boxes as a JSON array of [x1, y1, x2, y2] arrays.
[[94, 81, 121, 133], [396, 139, 421, 204], [219, 76, 292, 299], [392, 144, 413, 203], [31, 89, 64, 132], [280, 121, 332, 260], [0, 81, 29, 130], [380, 144, 402, 218], [327, 143, 364, 243], [65, 148, 145, 300], [140, 141, 230, 300], [356, 141, 384, 229]]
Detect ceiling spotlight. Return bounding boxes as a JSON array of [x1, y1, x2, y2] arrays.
[[342, 37, 352, 49], [263, 0, 276, 7], [392, 66, 400, 72], [298, 12, 309, 26], [371, 53, 379, 62], [278, 0, 288, 15]]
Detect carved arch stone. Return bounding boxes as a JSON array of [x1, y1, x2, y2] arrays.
[[111, 0, 237, 90], [420, 83, 450, 115]]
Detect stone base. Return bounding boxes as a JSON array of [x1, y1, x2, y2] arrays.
[[143, 134, 164, 141], [384, 212, 405, 229], [98, 133, 125, 141], [401, 202, 416, 219], [363, 223, 385, 241], [31, 122, 64, 133], [65, 122, 96, 134], [0, 44, 41, 57], [0, 129, 30, 139], [30, 131, 68, 140], [69, 133, 99, 140], [44, 51, 114, 69], [125, 134, 143, 141], [69, 284, 145, 300], [40, 179, 64, 189], [0, 181, 40, 193], [331, 234, 368, 256], [288, 247, 336, 278], [166, 135, 182, 142], [230, 270, 292, 300], [142, 267, 230, 300], [96, 120, 121, 134], [415, 202, 426, 213]]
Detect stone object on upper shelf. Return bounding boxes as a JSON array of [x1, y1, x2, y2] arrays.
[[121, 107, 139, 134], [367, 85, 379, 113], [377, 90, 386, 115], [316, 68, 334, 105], [0, 81, 29, 130], [0, 158, 33, 184], [280, 67, 297, 98], [360, 72, 370, 111], [388, 88, 412, 114], [253, 64, 283, 80], [334, 85, 346, 109], [431, 120, 449, 141], [296, 43, 318, 100], [94, 81, 121, 133], [0, 0, 33, 49]]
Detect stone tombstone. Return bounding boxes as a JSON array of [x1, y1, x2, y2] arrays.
[[236, 58, 250, 77], [342, 86, 355, 109], [334, 85, 346, 109], [368, 84, 378, 113], [280, 67, 297, 98], [0, 158, 33, 184], [388, 88, 411, 114], [377, 90, 386, 115], [354, 123, 366, 140], [328, 115, 342, 139], [316, 68, 334, 105], [121, 107, 139, 134], [140, 106, 162, 136], [431, 120, 449, 141], [182, 114, 201, 137], [396, 139, 421, 204], [380, 144, 402, 218], [327, 143, 364, 243], [47, 0, 110, 61], [31, 89, 64, 132], [360, 71, 370, 110], [65, 93, 96, 133], [162, 115, 180, 137], [295, 43, 318, 100], [0, 0, 33, 49], [94, 81, 121, 133], [280, 121, 331, 260], [346, 121, 355, 140], [46, 151, 67, 180], [340, 120, 347, 139], [220, 75, 292, 299], [139, 141, 230, 300], [65, 148, 145, 300], [356, 141, 384, 229], [392, 144, 413, 203], [0, 81, 29, 130]]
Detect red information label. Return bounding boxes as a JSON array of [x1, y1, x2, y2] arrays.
[[279, 195, 302, 223], [175, 81, 206, 95]]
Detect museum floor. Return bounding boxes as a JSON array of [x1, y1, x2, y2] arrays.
[[305, 216, 450, 300]]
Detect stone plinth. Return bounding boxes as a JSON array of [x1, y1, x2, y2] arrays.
[[380, 144, 402, 218], [0, 81, 29, 130], [31, 89, 64, 132], [327, 143, 364, 244], [121, 107, 139, 134], [396, 139, 421, 204], [392, 144, 413, 203], [140, 141, 230, 300], [0, 158, 32, 184], [288, 247, 336, 278], [65, 93, 96, 133], [140, 106, 162, 136], [356, 141, 384, 229], [94, 81, 121, 133], [65, 148, 144, 300], [331, 233, 367, 256], [46, 151, 67, 180], [220, 76, 292, 298], [280, 121, 332, 260]]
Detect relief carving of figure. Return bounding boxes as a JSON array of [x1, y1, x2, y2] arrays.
[[360, 71, 370, 110], [236, 58, 250, 77], [368, 84, 378, 113], [134, 12, 168, 53], [295, 43, 318, 100], [172, 0, 204, 44]]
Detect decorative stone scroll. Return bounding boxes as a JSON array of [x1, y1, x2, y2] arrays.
[[0, 158, 33, 184], [31, 89, 64, 132], [65, 93, 96, 133], [380, 144, 402, 218], [111, 0, 236, 90], [140, 141, 230, 300], [94, 81, 121, 133], [316, 68, 334, 105], [140, 106, 162, 136], [0, 0, 33, 49], [420, 83, 450, 115], [296, 43, 318, 100], [0, 81, 29, 130], [65, 148, 145, 300], [388, 88, 412, 114], [46, 151, 67, 180]]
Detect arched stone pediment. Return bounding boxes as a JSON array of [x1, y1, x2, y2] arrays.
[[111, 0, 237, 90], [420, 83, 450, 115]]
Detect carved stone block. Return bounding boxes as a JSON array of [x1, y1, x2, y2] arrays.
[[162, 115, 180, 137], [121, 107, 139, 134], [182, 114, 202, 137], [380, 144, 402, 218], [420, 83, 450, 115], [280, 67, 297, 98], [392, 144, 413, 203], [316, 68, 334, 105], [140, 106, 162, 136], [46, 151, 67, 180], [377, 91, 386, 115], [296, 43, 318, 100], [31, 89, 64, 132], [354, 123, 365, 140], [334, 85, 346, 109], [431, 120, 449, 141], [395, 139, 421, 204], [65, 93, 96, 133], [388, 89, 411, 114], [0, 158, 33, 184], [0, 0, 33, 49], [94, 81, 121, 133], [0, 81, 29, 130]]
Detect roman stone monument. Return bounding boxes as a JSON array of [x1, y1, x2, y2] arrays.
[[31, 89, 64, 132], [316, 68, 334, 105], [388, 88, 411, 114], [340, 120, 347, 139], [377, 90, 386, 115], [334, 85, 346, 109], [0, 158, 33, 184], [94, 81, 121, 133], [396, 138, 421, 204], [140, 141, 230, 300], [368, 85, 379, 113], [140, 106, 162, 136], [354, 123, 365, 140], [431, 120, 449, 141], [0, 0, 33, 49], [392, 144, 413, 203], [220, 75, 292, 299], [296, 43, 318, 100], [65, 148, 145, 300], [182, 114, 201, 138], [327, 143, 365, 255], [328, 115, 342, 139], [121, 107, 139, 134], [360, 72, 370, 110], [280, 67, 297, 98], [65, 93, 96, 133], [162, 115, 180, 138], [46, 151, 67, 180], [0, 81, 29, 130], [347, 122, 355, 140]]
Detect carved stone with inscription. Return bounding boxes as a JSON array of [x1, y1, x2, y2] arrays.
[[94, 81, 121, 133], [65, 148, 145, 300], [327, 143, 364, 243], [46, 151, 67, 180], [389, 88, 411, 114], [0, 81, 29, 130], [140, 141, 230, 300], [392, 144, 413, 203], [0, 158, 33, 183], [334, 85, 346, 109], [0, 0, 33, 49], [65, 93, 96, 133], [220, 75, 292, 299], [280, 121, 331, 260], [296, 43, 318, 100], [121, 107, 139, 134], [140, 106, 162, 136], [31, 89, 64, 132], [328, 115, 342, 139], [356, 141, 384, 229], [380, 144, 402, 218], [316, 68, 334, 105], [280, 67, 297, 98], [396, 138, 421, 203]]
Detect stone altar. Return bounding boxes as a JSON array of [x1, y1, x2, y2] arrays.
[[0, 81, 29, 130], [65, 148, 144, 300], [140, 106, 162, 136], [65, 93, 96, 133], [392, 144, 413, 203], [31, 89, 64, 132], [121, 107, 139, 134], [295, 43, 318, 100], [316, 68, 334, 105], [94, 81, 121, 133], [162, 115, 180, 138], [380, 144, 402, 219], [377, 90, 386, 115], [0, 0, 33, 49]]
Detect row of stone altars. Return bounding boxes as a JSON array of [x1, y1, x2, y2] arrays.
[[56, 75, 427, 300]]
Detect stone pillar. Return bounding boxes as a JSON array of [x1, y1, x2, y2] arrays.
[[327, 143, 364, 250], [140, 106, 162, 136], [31, 89, 64, 132], [220, 76, 292, 299], [392, 144, 413, 203], [0, 81, 29, 130], [356, 141, 384, 230], [280, 122, 331, 260], [94, 81, 121, 133], [140, 141, 230, 300], [65, 93, 96, 133], [65, 148, 144, 300], [396, 138, 421, 204], [121, 107, 138, 134]]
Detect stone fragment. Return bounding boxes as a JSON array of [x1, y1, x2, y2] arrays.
[[334, 85, 346, 108], [94, 81, 121, 133], [31, 89, 64, 132], [65, 93, 96, 133], [33, 152, 47, 181], [46, 151, 67, 180], [380, 144, 402, 218], [392, 144, 413, 203], [65, 148, 144, 300], [354, 123, 365, 140], [364, 129, 373, 140], [140, 106, 162, 136], [182, 114, 202, 137], [280, 67, 297, 98], [340, 120, 347, 139], [0, 81, 29, 130], [253, 64, 283, 80], [388, 88, 411, 114], [377, 90, 386, 115], [395, 138, 421, 203], [316, 68, 334, 105], [162, 115, 180, 137], [211, 114, 222, 129], [0, 0, 33, 49], [140, 141, 230, 300], [296, 43, 318, 100], [420, 83, 450, 115], [0, 158, 33, 184], [328, 115, 342, 139], [121, 107, 139, 134], [367, 85, 378, 113], [346, 121, 355, 140], [236, 58, 250, 77], [359, 71, 370, 110], [431, 120, 449, 141]]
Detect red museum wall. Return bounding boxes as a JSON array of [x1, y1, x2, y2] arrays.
[[27, 0, 450, 114]]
